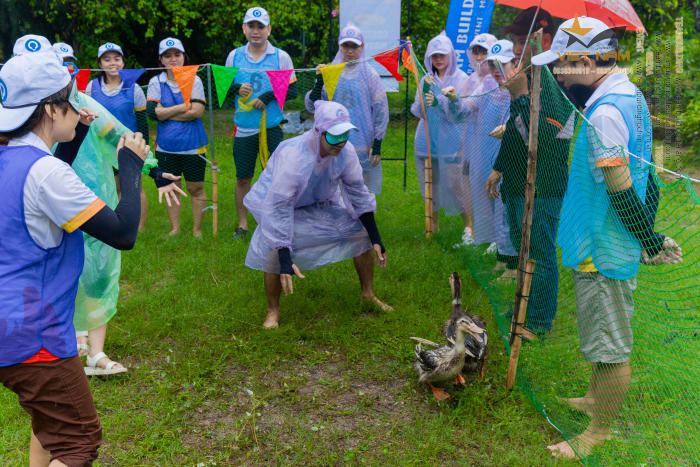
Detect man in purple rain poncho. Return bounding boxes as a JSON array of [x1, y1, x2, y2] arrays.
[[244, 101, 392, 328]]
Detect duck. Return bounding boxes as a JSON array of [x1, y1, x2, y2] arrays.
[[443, 272, 489, 380], [412, 317, 475, 400]]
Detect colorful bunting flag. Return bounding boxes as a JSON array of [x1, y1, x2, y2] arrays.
[[75, 69, 91, 92], [118, 68, 145, 89], [372, 47, 404, 82], [265, 69, 294, 110], [171, 65, 200, 107], [401, 47, 416, 74], [320, 63, 346, 101], [211, 64, 238, 108]]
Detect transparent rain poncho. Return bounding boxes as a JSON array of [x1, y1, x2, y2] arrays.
[[412, 33, 471, 216], [244, 101, 376, 273], [463, 34, 517, 255], [305, 23, 389, 193]]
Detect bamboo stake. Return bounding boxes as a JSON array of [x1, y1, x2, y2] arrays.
[[511, 31, 543, 341], [205, 64, 219, 237], [507, 258, 536, 390], [407, 38, 434, 237]]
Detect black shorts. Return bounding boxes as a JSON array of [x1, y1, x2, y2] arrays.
[[156, 151, 206, 182], [0, 356, 102, 465], [233, 126, 284, 180]]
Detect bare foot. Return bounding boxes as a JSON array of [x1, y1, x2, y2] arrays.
[[547, 429, 611, 459], [362, 295, 394, 312], [168, 229, 180, 237], [192, 231, 203, 239], [565, 396, 595, 417], [263, 309, 280, 329]]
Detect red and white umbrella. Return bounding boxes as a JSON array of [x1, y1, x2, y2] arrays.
[[495, 0, 646, 32]]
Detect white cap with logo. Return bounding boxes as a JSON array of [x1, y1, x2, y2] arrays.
[[53, 42, 76, 60], [532, 16, 618, 66], [98, 42, 124, 59], [159, 37, 185, 56], [13, 34, 53, 56], [0, 52, 79, 132], [486, 40, 515, 63], [244, 6, 270, 26]]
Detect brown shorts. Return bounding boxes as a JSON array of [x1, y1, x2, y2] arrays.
[[0, 356, 102, 466]]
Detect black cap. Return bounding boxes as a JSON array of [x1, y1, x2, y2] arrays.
[[505, 7, 555, 36]]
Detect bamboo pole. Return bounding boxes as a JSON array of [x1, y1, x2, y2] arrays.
[[406, 38, 434, 237], [205, 64, 219, 237], [506, 258, 536, 390], [507, 30, 543, 390], [511, 31, 543, 341]]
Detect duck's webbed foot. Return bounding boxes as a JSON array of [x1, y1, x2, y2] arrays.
[[453, 373, 466, 386], [428, 383, 451, 400]]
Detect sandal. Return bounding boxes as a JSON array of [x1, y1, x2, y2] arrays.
[[76, 331, 89, 357], [85, 352, 127, 376]]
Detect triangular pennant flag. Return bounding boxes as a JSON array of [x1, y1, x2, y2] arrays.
[[171, 65, 200, 107], [401, 48, 415, 74], [265, 69, 293, 110], [118, 68, 145, 89], [372, 47, 404, 82], [75, 69, 91, 92], [211, 64, 238, 108], [320, 63, 346, 101]]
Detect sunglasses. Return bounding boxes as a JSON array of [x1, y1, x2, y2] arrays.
[[325, 131, 350, 145]]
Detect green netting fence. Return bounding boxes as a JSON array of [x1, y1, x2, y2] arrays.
[[439, 61, 699, 465]]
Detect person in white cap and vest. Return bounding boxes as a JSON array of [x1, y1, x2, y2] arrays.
[[531, 16, 682, 460], [147, 37, 209, 237], [0, 51, 150, 466], [13, 34, 53, 56], [244, 101, 392, 328], [305, 22, 389, 194], [225, 6, 298, 239]]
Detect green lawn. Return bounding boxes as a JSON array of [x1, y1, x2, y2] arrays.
[[0, 118, 579, 465]]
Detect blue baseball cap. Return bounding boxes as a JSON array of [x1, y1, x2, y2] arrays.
[[13, 34, 53, 56], [0, 52, 77, 131], [98, 42, 124, 59]]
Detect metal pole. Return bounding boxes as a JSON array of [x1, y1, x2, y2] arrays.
[[205, 64, 218, 237], [403, 0, 412, 193]]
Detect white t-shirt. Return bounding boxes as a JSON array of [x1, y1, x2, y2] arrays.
[[146, 72, 206, 155], [8, 132, 104, 249], [225, 42, 296, 137], [87, 77, 147, 110], [584, 73, 635, 184]]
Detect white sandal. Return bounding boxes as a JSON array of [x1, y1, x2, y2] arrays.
[[76, 331, 89, 356], [85, 352, 127, 376]]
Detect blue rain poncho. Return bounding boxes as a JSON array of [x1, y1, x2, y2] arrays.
[[463, 34, 517, 255], [305, 23, 389, 193], [412, 33, 471, 216], [244, 101, 377, 273]]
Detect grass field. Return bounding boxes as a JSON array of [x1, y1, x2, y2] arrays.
[[0, 116, 583, 465]]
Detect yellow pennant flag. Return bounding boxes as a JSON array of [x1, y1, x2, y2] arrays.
[[259, 109, 269, 169], [320, 63, 346, 101]]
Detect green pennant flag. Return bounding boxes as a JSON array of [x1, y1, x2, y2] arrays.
[[211, 64, 238, 108]]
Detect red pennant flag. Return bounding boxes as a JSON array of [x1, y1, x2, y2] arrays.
[[372, 47, 404, 82], [172, 65, 200, 107], [75, 69, 91, 92], [265, 69, 294, 110]]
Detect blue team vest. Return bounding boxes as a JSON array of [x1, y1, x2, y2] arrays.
[[156, 80, 209, 153], [90, 78, 138, 132], [558, 89, 652, 280], [0, 145, 85, 366], [232, 46, 284, 129]]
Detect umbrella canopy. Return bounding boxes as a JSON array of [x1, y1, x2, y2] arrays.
[[494, 0, 646, 33]]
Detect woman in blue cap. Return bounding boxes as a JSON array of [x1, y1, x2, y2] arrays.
[[147, 37, 209, 237], [0, 51, 149, 466]]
